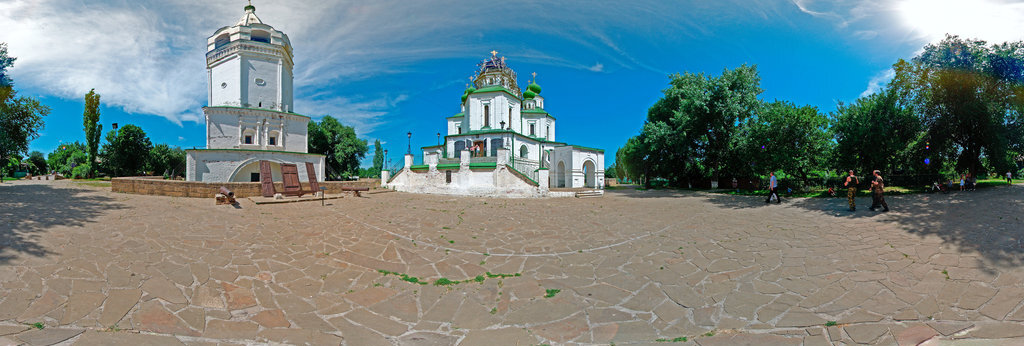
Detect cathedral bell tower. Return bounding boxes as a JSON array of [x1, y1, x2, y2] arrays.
[[205, 2, 294, 112]]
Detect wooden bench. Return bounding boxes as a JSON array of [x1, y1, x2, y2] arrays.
[[340, 187, 369, 197]]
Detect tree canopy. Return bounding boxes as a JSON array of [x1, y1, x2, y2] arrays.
[[101, 124, 153, 177], [892, 34, 1024, 175], [0, 43, 49, 181], [83, 89, 102, 177], [308, 115, 368, 180]]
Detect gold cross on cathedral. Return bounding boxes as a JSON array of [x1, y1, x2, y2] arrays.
[[531, 72, 537, 82], [490, 50, 498, 57]]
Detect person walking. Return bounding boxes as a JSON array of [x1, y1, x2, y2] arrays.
[[844, 170, 859, 211], [1007, 171, 1013, 184], [869, 170, 889, 212], [765, 172, 781, 204], [959, 175, 965, 191]]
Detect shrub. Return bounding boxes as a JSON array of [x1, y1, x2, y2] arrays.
[[71, 163, 92, 179]]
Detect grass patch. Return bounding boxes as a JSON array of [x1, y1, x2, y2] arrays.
[[28, 322, 44, 330], [434, 278, 456, 286], [377, 269, 428, 285], [825, 321, 837, 327], [544, 288, 560, 298], [73, 181, 112, 187]]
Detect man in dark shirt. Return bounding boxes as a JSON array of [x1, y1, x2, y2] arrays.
[[869, 170, 889, 212]]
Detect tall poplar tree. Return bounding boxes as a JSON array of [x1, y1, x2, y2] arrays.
[[372, 139, 384, 177], [83, 89, 101, 177]]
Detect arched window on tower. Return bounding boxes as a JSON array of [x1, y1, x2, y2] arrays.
[[520, 145, 528, 158], [214, 33, 230, 49], [483, 104, 490, 128], [251, 30, 271, 43]]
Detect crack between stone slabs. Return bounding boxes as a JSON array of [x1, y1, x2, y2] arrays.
[[336, 211, 690, 258]]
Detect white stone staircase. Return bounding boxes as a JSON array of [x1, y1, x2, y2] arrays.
[[575, 190, 604, 198]]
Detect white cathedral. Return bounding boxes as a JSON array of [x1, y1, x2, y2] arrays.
[[185, 3, 324, 183], [385, 52, 605, 197]]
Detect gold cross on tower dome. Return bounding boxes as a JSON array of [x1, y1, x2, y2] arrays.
[[490, 50, 498, 57]]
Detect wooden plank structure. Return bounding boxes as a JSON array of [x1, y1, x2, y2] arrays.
[[305, 162, 320, 192], [281, 163, 304, 197], [259, 161, 275, 197]]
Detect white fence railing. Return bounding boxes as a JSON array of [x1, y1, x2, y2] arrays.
[[510, 157, 539, 183]]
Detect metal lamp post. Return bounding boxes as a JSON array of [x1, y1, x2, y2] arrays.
[[407, 132, 412, 155]]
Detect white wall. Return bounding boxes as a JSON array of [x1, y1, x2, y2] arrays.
[[186, 149, 324, 183], [205, 107, 308, 153], [385, 164, 554, 198], [209, 56, 242, 107]]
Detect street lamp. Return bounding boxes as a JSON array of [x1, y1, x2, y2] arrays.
[[383, 149, 388, 170], [407, 132, 412, 155]]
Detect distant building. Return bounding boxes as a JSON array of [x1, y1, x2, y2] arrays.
[[185, 4, 324, 183], [385, 52, 604, 197]]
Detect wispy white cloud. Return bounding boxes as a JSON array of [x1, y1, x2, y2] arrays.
[[2, 0, 868, 133], [860, 68, 894, 98]]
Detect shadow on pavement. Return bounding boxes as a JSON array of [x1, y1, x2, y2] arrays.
[[613, 184, 1024, 271], [0, 182, 124, 264]]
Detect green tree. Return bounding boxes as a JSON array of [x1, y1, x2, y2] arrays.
[[307, 115, 368, 180], [24, 150, 47, 175], [47, 142, 87, 176], [891, 35, 1024, 175], [100, 124, 153, 177], [740, 101, 833, 183], [0, 43, 49, 182], [833, 88, 922, 176], [148, 144, 186, 178], [371, 139, 384, 178], [83, 89, 101, 177], [643, 65, 763, 184]]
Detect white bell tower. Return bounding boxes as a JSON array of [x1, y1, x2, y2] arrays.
[[205, 2, 294, 112]]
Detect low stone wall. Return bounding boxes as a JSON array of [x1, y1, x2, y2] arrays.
[[112, 176, 379, 198]]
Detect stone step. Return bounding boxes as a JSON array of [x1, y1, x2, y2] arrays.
[[575, 190, 604, 198]]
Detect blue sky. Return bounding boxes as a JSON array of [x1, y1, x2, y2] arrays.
[[4, 0, 1024, 168]]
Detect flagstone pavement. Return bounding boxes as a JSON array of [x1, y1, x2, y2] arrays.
[[1, 179, 1023, 345]]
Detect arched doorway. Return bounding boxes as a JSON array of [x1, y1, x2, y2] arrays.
[[583, 160, 596, 188], [454, 141, 465, 158], [556, 161, 566, 188], [230, 160, 282, 182], [490, 138, 503, 157]]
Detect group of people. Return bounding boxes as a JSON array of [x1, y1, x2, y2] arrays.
[[842, 170, 888, 212], [765, 170, 889, 212]]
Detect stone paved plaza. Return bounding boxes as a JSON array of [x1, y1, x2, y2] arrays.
[[1, 179, 1023, 345]]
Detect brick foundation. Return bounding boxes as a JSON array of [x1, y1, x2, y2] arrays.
[[111, 176, 379, 198]]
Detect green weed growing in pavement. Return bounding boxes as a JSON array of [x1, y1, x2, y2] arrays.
[[703, 331, 715, 337], [655, 336, 687, 342], [29, 322, 44, 329], [449, 240, 455, 244], [490, 307, 497, 314], [544, 289, 560, 298], [434, 278, 456, 286], [474, 275, 485, 283], [825, 321, 837, 327], [480, 261, 486, 265], [942, 269, 950, 280], [486, 272, 520, 279], [373, 283, 383, 287], [377, 269, 428, 285], [443, 226, 451, 229]]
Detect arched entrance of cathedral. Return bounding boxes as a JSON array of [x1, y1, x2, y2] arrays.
[[583, 160, 596, 188], [231, 160, 282, 183], [556, 161, 566, 188]]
